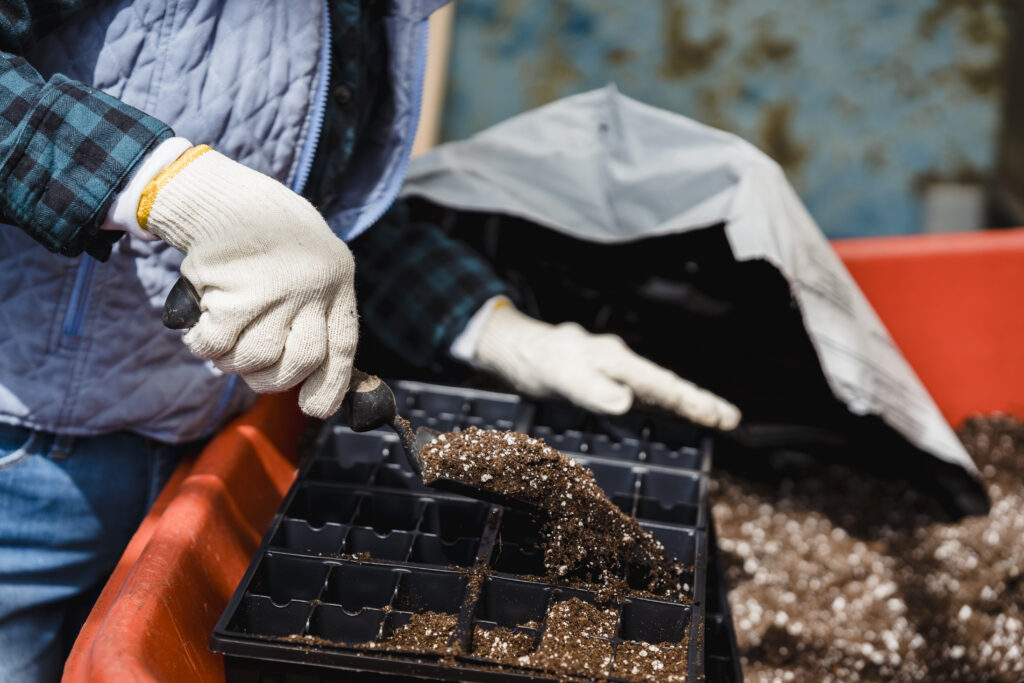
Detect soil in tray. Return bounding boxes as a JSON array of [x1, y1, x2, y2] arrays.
[[422, 427, 687, 601], [471, 624, 538, 661], [479, 597, 689, 681], [473, 598, 619, 678], [713, 415, 1024, 682], [612, 641, 688, 682], [364, 611, 457, 654]]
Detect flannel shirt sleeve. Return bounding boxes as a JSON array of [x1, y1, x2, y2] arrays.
[[350, 200, 511, 368], [0, 2, 173, 259]]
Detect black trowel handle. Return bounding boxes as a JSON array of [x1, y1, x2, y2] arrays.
[[161, 276, 398, 434], [163, 276, 202, 330], [342, 370, 398, 432]]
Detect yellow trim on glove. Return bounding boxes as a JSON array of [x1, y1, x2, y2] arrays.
[[137, 144, 213, 230]]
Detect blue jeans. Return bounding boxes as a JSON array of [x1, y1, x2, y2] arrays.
[[0, 425, 193, 682]]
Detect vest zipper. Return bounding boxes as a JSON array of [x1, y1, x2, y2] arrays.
[[62, 256, 97, 338], [204, 0, 333, 436], [291, 0, 333, 196], [351, 15, 430, 236]]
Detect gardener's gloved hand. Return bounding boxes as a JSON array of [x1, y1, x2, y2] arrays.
[[137, 145, 357, 418], [472, 301, 740, 429]]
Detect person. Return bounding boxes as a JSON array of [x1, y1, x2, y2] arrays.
[[0, 1, 740, 680]]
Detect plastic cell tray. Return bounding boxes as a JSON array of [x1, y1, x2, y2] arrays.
[[212, 381, 713, 681], [705, 521, 744, 682]]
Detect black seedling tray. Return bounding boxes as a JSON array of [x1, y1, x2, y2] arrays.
[[212, 381, 713, 682], [705, 520, 743, 682]]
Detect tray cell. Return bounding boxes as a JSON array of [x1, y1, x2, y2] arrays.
[[321, 563, 401, 612], [371, 463, 429, 491], [626, 525, 698, 598], [469, 622, 542, 659], [352, 493, 425, 534], [611, 493, 636, 517], [635, 496, 700, 527], [468, 396, 519, 428], [343, 527, 415, 561], [417, 391, 467, 415], [474, 577, 550, 628], [408, 534, 479, 567], [285, 485, 362, 528], [307, 604, 385, 644], [646, 443, 702, 470], [531, 426, 584, 453], [392, 386, 415, 411], [325, 429, 394, 465], [593, 413, 649, 442], [393, 568, 468, 614], [584, 460, 638, 497], [419, 499, 490, 541], [494, 509, 543, 548], [407, 410, 458, 434], [617, 599, 689, 644], [647, 420, 701, 450], [248, 554, 329, 603], [490, 542, 546, 576], [586, 435, 642, 461], [639, 469, 702, 506], [641, 523, 698, 568], [226, 594, 311, 638], [532, 402, 589, 433], [307, 459, 377, 485], [549, 586, 613, 616], [269, 518, 346, 556]]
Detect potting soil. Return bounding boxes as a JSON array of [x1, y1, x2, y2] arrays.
[[612, 641, 689, 682], [421, 427, 687, 601], [713, 415, 1024, 682], [470, 624, 538, 661], [365, 611, 457, 654]]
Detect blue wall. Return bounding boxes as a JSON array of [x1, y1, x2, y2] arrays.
[[442, 1, 1007, 238]]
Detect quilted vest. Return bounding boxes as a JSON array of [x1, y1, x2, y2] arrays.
[[0, 0, 443, 442]]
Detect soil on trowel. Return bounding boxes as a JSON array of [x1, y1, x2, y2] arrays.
[[421, 427, 687, 601]]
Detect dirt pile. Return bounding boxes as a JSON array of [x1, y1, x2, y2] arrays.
[[365, 612, 457, 654], [713, 415, 1024, 682]]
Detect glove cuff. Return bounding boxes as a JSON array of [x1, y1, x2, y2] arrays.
[[137, 144, 213, 233], [473, 303, 551, 377]]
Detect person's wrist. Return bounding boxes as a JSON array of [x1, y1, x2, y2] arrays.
[[101, 137, 193, 241], [450, 296, 512, 364], [136, 144, 213, 237], [473, 302, 552, 373]]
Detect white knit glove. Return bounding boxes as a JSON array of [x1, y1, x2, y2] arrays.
[[138, 145, 357, 418], [473, 302, 740, 430]]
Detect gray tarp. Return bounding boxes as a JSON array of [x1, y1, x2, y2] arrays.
[[401, 84, 975, 476]]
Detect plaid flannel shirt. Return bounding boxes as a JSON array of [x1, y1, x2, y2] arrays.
[[0, 1, 172, 259], [2, 0, 509, 364], [351, 200, 509, 368]]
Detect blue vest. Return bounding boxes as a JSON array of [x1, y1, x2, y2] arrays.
[[0, 0, 443, 442]]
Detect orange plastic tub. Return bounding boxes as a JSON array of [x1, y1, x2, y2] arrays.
[[63, 393, 306, 683], [834, 228, 1024, 426], [63, 229, 1024, 682]]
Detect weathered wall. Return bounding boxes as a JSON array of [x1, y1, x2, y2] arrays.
[[441, 1, 1008, 238]]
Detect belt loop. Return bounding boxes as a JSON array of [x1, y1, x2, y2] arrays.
[[50, 433, 75, 460]]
